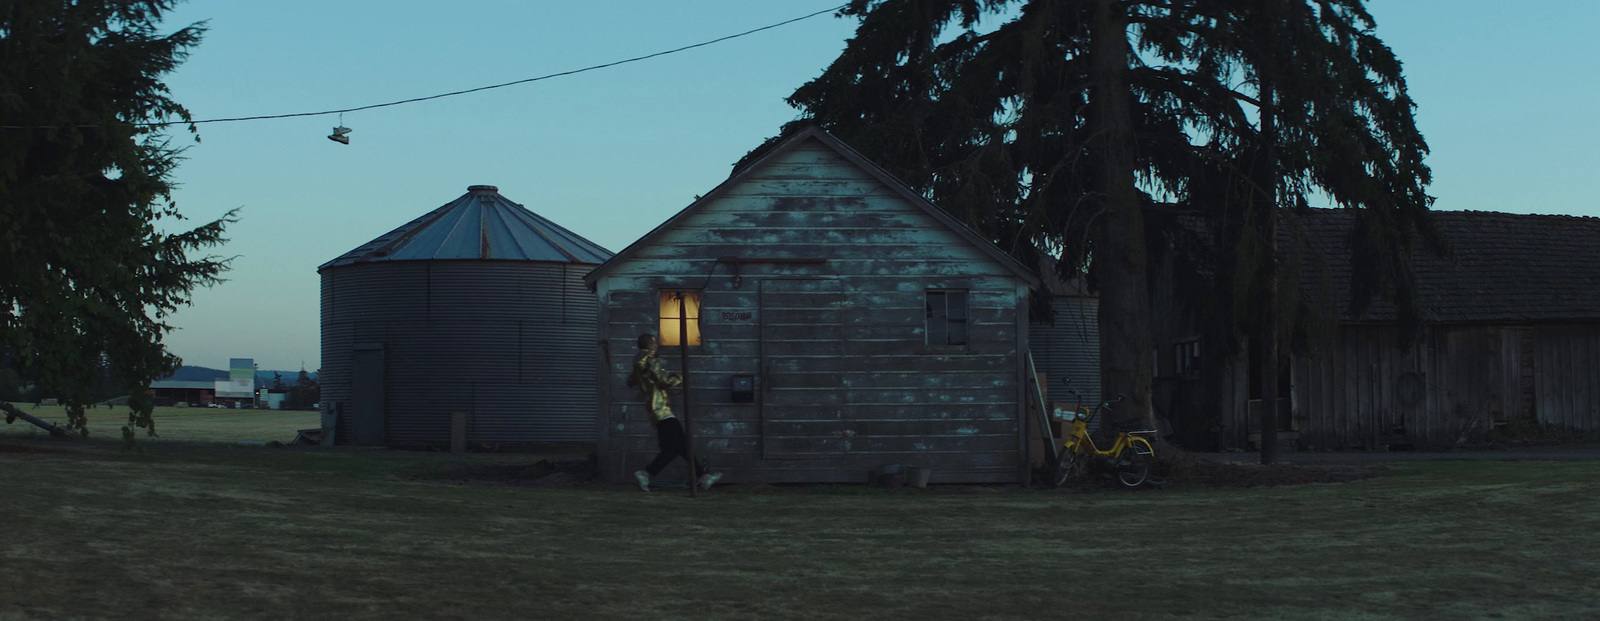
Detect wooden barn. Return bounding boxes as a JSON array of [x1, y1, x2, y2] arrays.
[[584, 127, 1040, 484], [1155, 209, 1600, 450]]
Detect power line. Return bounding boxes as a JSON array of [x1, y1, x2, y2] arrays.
[[3, 4, 847, 130]]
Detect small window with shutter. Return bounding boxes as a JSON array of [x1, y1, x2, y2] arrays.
[[925, 290, 969, 347]]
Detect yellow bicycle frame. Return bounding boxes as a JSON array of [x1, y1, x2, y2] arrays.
[[1061, 407, 1156, 461]]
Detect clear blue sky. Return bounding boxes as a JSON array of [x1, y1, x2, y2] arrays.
[[153, 1, 1600, 372]]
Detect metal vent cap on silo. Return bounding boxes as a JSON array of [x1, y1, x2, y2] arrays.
[[318, 185, 612, 270]]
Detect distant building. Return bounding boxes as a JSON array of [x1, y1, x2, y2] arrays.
[[148, 380, 215, 407], [214, 357, 255, 406], [148, 358, 261, 408], [257, 389, 287, 410]]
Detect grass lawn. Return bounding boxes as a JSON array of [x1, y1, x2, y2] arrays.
[[2, 443, 1597, 620], [1, 405, 319, 445]]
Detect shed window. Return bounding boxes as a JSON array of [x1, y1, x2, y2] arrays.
[[925, 290, 968, 346], [659, 291, 702, 347]]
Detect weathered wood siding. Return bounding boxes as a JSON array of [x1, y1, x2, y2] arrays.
[[1289, 323, 1600, 449], [1534, 325, 1600, 430], [595, 137, 1026, 483]]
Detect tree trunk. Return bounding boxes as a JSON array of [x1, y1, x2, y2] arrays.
[[1, 401, 72, 437], [1090, 0, 1154, 428], [1258, 185, 1281, 463], [1253, 5, 1282, 465], [1258, 253, 1280, 464]]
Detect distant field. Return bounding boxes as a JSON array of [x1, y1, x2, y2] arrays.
[[0, 442, 1596, 619], [0, 404, 317, 445]]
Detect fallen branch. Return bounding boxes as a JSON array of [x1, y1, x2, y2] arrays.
[[1, 401, 73, 437]]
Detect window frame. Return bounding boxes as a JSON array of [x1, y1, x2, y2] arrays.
[[923, 288, 971, 351], [657, 289, 704, 348]]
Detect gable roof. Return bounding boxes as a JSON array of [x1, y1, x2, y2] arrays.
[[583, 126, 1040, 288], [320, 185, 612, 271], [1291, 208, 1600, 323]]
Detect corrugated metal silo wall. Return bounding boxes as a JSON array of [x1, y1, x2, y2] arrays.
[[321, 260, 600, 446], [1029, 295, 1101, 408]]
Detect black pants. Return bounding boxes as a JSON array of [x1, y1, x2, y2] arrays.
[[646, 417, 708, 477]]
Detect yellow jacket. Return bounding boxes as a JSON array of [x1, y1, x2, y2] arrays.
[[629, 350, 681, 424]]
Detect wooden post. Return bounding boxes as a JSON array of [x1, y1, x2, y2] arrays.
[[677, 292, 698, 498]]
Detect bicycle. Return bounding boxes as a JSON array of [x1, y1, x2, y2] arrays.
[[1053, 381, 1157, 488]]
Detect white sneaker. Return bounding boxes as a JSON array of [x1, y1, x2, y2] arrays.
[[697, 472, 723, 490], [633, 470, 651, 492]]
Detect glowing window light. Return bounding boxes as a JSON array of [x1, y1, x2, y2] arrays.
[[659, 291, 702, 347]]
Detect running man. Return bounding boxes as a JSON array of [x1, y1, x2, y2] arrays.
[[628, 333, 721, 491]]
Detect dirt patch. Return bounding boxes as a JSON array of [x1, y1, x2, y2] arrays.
[[407, 459, 600, 489], [404, 451, 1374, 493], [410, 467, 1036, 495], [1152, 450, 1376, 488], [1037, 448, 1376, 491], [0, 440, 104, 457], [0, 442, 61, 454]]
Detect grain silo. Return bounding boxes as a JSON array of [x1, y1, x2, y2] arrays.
[[319, 185, 612, 448]]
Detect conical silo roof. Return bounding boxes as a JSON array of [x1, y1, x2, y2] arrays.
[[319, 185, 612, 270]]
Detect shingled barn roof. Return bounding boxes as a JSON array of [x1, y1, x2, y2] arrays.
[[1289, 208, 1600, 324]]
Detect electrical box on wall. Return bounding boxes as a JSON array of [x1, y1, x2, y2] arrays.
[[731, 374, 755, 403]]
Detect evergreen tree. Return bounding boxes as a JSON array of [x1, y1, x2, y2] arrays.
[[289, 368, 319, 410], [1143, 0, 1438, 460], [0, 367, 19, 403], [0, 1, 233, 438], [753, 0, 1434, 440]]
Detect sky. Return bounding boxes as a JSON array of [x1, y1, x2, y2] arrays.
[[151, 0, 1600, 372]]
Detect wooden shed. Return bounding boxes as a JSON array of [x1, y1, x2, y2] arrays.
[[1155, 209, 1600, 450], [584, 127, 1040, 484]]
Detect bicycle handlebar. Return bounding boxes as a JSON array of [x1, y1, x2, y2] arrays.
[[1061, 379, 1128, 423], [1060, 377, 1084, 402], [1061, 379, 1125, 407]]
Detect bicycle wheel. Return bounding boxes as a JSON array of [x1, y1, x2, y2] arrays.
[[1053, 444, 1082, 488], [1116, 437, 1153, 488]]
